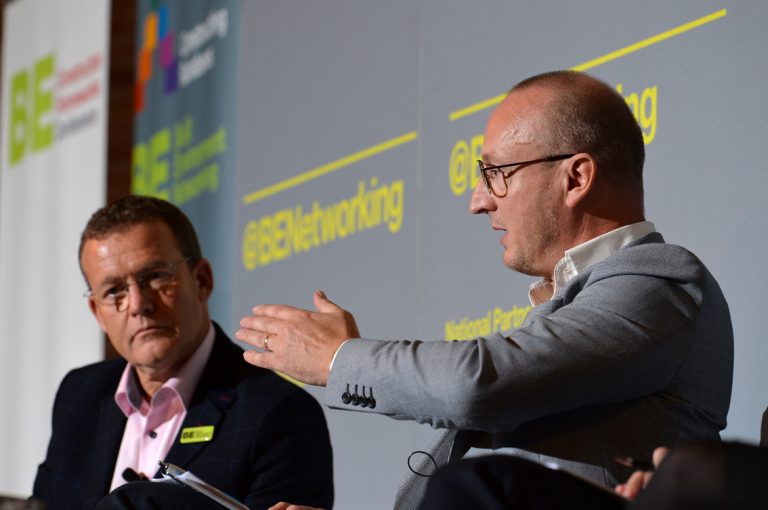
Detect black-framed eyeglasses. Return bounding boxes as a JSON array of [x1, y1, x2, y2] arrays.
[[477, 154, 575, 196], [84, 258, 194, 312]]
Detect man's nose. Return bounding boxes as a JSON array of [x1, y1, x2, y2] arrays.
[[126, 280, 155, 315], [469, 180, 496, 215]]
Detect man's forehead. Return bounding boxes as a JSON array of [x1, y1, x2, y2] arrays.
[[498, 117, 538, 148], [483, 104, 542, 161], [81, 222, 180, 275], [84, 221, 176, 251]]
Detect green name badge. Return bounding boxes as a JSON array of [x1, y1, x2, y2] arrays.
[[180, 425, 215, 444]]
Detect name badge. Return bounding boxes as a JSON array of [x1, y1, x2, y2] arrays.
[[180, 425, 215, 444]]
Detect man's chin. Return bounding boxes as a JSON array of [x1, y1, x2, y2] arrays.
[[129, 331, 177, 358], [130, 342, 177, 371], [133, 327, 175, 342], [502, 251, 520, 271], [503, 253, 537, 277]]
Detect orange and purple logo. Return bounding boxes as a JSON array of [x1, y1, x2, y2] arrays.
[[135, 3, 177, 113]]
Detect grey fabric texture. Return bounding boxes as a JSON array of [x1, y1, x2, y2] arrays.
[[391, 429, 457, 510], [325, 233, 733, 508]]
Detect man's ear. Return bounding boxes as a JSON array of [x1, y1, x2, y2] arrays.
[[564, 153, 597, 209], [193, 258, 214, 301]]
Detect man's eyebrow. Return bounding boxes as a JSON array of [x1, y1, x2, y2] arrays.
[[481, 150, 506, 165], [97, 275, 124, 287], [136, 260, 176, 272], [94, 260, 172, 287]]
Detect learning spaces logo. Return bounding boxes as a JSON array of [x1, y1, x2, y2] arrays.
[[134, 1, 229, 113]]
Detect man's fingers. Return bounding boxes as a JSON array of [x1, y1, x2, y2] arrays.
[[313, 289, 343, 313], [238, 294, 352, 386], [239, 314, 281, 334], [268, 505, 324, 510], [244, 349, 273, 369], [252, 302, 305, 319], [621, 470, 646, 500], [641, 470, 654, 489], [652, 446, 669, 468], [237, 316, 281, 349]]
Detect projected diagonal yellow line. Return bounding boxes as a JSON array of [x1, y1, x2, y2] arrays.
[[448, 8, 727, 121], [242, 131, 418, 204]]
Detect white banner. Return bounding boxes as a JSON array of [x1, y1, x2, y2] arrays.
[[0, 0, 110, 496]]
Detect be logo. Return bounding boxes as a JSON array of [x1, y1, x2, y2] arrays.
[[6, 54, 56, 167], [179, 425, 214, 444]]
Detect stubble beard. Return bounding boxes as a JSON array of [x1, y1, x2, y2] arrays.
[[504, 206, 560, 278]]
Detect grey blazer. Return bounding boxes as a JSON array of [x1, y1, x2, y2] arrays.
[[325, 233, 733, 507]]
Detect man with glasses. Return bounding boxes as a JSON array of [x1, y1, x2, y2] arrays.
[[32, 196, 333, 510], [237, 70, 733, 509]]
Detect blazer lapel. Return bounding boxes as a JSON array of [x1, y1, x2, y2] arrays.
[[161, 390, 229, 473], [85, 395, 126, 504], [160, 326, 239, 475]]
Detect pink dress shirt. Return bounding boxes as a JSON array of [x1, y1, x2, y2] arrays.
[[108, 324, 215, 491]]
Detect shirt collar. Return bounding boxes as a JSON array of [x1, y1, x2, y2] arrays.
[[114, 323, 216, 417], [528, 221, 656, 306]]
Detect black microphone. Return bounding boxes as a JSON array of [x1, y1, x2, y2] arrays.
[[122, 467, 149, 482]]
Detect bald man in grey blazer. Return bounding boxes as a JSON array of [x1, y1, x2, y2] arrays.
[[238, 71, 733, 510]]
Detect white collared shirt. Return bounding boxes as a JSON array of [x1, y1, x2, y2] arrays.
[[528, 221, 656, 306]]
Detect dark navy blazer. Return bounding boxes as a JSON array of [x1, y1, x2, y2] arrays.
[[32, 323, 334, 509]]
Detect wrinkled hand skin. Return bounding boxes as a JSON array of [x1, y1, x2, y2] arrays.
[[614, 446, 669, 500], [236, 290, 360, 386]]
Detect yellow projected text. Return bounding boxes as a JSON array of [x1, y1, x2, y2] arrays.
[[444, 304, 531, 341], [242, 177, 404, 270]]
